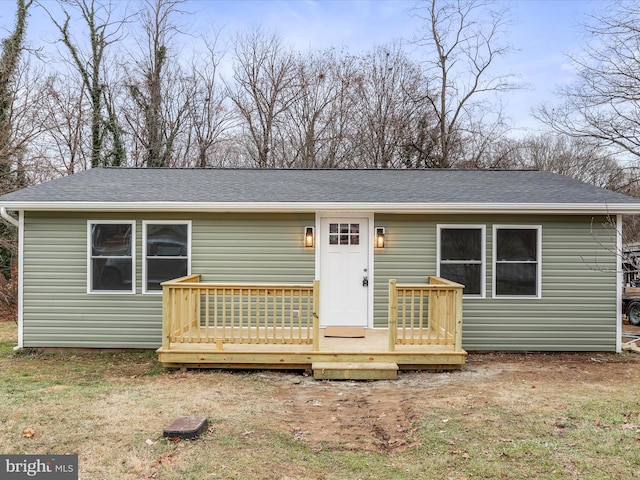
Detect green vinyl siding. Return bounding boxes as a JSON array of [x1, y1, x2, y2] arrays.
[[22, 210, 618, 351], [22, 212, 315, 348], [374, 214, 618, 351]]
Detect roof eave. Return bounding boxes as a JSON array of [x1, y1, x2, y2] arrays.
[[2, 201, 640, 215]]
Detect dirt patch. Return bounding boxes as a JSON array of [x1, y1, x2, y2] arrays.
[[282, 378, 420, 454], [272, 350, 640, 455]]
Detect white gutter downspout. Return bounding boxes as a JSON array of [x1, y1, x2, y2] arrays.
[[0, 207, 22, 350], [1, 207, 19, 227], [617, 214, 623, 353]]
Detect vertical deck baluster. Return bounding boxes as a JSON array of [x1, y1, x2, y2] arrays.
[[204, 288, 209, 342], [401, 289, 407, 344], [213, 288, 219, 340], [222, 288, 227, 342], [289, 289, 294, 343], [233, 288, 238, 343], [454, 284, 463, 351], [177, 287, 184, 343], [436, 290, 447, 345], [272, 289, 277, 343], [264, 289, 270, 343], [161, 285, 170, 349], [193, 287, 201, 343], [312, 280, 320, 351], [309, 286, 313, 343], [388, 279, 398, 351], [447, 290, 456, 345], [418, 289, 424, 345], [253, 289, 258, 344], [248, 288, 254, 344], [239, 288, 245, 344], [186, 287, 193, 343], [246, 288, 252, 344], [263, 288, 269, 344], [181, 287, 188, 342], [296, 289, 301, 342], [283, 288, 288, 344], [433, 290, 440, 344], [183, 287, 189, 342], [426, 289, 434, 344], [304, 288, 309, 342], [409, 289, 416, 345], [254, 288, 260, 344]]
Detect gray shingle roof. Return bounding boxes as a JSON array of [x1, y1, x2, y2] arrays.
[[1, 168, 639, 212]]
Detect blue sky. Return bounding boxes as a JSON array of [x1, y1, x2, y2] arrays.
[[2, 0, 607, 134]]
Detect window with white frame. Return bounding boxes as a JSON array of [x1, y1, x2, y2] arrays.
[[88, 221, 135, 293], [438, 225, 485, 296], [493, 226, 541, 298], [143, 221, 191, 292]]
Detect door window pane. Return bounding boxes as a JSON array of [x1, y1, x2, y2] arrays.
[[329, 223, 361, 246]]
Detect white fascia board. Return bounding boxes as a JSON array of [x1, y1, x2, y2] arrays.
[[2, 201, 640, 215]]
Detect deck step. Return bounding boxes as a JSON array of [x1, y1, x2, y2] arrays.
[[312, 362, 399, 380]]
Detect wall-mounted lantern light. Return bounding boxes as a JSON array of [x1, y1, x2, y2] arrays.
[[375, 227, 385, 248], [304, 226, 314, 247]]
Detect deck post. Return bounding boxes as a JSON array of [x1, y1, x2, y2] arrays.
[[388, 279, 397, 351], [454, 285, 463, 352], [161, 284, 171, 350], [312, 280, 320, 351]]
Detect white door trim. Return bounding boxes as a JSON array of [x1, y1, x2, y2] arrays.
[[315, 212, 374, 328]]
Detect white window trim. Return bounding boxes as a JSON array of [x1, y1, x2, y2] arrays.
[[492, 225, 542, 299], [87, 220, 136, 294], [142, 220, 192, 294], [437, 224, 486, 298]]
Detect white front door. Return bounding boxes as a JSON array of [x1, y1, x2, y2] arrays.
[[319, 217, 369, 327]]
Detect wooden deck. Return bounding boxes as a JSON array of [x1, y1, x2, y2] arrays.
[[156, 275, 467, 376], [157, 327, 466, 370]]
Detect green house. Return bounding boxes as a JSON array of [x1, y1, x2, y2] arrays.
[[1, 168, 639, 375]]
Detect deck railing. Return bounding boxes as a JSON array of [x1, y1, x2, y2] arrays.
[[162, 275, 320, 350], [388, 277, 464, 352]]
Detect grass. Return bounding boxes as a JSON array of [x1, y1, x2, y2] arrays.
[[1, 320, 639, 479]]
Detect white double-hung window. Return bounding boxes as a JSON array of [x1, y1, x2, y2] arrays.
[[143, 221, 191, 293], [493, 226, 541, 298], [437, 225, 485, 297], [88, 221, 135, 293]]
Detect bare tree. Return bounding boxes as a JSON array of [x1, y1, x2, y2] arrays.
[[125, 0, 189, 168], [277, 48, 357, 168], [46, 0, 127, 168], [414, 0, 516, 167], [183, 36, 235, 167], [38, 72, 90, 176], [0, 0, 33, 191], [349, 43, 433, 169], [511, 134, 627, 191], [537, 1, 640, 161], [0, 0, 33, 292], [227, 27, 301, 168]]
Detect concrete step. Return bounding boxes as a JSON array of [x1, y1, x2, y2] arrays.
[[312, 361, 398, 380], [163, 416, 208, 440]]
